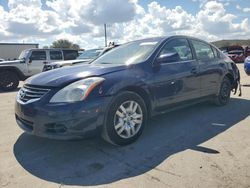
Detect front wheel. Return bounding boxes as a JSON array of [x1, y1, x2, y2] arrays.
[[214, 77, 232, 106], [102, 91, 147, 146], [0, 71, 19, 91]]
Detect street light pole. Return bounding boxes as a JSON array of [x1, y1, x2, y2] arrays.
[[104, 23, 107, 47]]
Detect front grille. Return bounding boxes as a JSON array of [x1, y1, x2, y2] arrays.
[[18, 85, 50, 103]]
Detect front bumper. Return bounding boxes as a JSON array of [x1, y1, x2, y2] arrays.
[[15, 96, 111, 140]]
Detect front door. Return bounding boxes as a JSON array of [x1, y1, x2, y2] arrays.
[[27, 50, 47, 75], [152, 38, 201, 110]]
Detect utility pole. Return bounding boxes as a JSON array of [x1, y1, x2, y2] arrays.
[[104, 24, 107, 47]]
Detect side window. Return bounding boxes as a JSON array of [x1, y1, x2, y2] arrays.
[[63, 50, 78, 60], [191, 40, 215, 60], [30, 51, 46, 60], [159, 38, 193, 63], [50, 50, 63, 60]]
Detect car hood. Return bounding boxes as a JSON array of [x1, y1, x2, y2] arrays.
[[26, 64, 127, 87], [0, 60, 21, 65]]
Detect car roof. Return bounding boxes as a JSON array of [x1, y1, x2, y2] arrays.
[[24, 48, 78, 51]]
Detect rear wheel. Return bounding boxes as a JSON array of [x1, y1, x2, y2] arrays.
[[0, 71, 19, 91], [214, 77, 231, 106], [102, 91, 147, 146]]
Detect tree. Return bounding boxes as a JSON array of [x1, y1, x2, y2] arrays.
[[51, 39, 80, 49], [71, 43, 80, 50]]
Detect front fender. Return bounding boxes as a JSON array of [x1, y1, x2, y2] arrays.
[[0, 66, 26, 80]]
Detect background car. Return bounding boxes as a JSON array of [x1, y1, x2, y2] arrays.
[[43, 48, 103, 71], [0, 48, 78, 91], [15, 36, 238, 146], [244, 56, 250, 75], [220, 46, 246, 63], [43, 45, 119, 71]]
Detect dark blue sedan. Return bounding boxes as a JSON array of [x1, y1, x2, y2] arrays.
[[15, 36, 239, 145]]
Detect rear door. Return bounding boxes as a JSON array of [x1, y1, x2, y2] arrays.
[[49, 50, 63, 63], [189, 39, 222, 96], [152, 37, 201, 109], [27, 50, 47, 75]]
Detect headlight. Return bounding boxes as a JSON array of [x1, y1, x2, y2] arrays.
[[50, 77, 105, 103]]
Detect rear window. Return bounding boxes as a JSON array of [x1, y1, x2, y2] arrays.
[[30, 51, 46, 60], [50, 50, 63, 60], [191, 40, 215, 60], [63, 50, 78, 60]]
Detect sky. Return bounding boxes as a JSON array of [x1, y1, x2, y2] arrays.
[[0, 0, 250, 49]]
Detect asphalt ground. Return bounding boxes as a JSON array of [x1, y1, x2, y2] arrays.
[[0, 64, 250, 188]]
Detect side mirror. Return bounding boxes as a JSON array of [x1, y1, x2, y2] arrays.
[[155, 52, 180, 65]]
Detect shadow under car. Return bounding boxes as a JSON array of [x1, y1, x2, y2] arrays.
[[13, 97, 250, 186]]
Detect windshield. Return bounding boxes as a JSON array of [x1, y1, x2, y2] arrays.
[[77, 49, 103, 60], [18, 50, 29, 60], [92, 39, 161, 65]]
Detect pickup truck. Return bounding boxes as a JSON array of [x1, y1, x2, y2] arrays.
[[0, 48, 78, 91]]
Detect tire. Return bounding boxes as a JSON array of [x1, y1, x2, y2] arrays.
[[214, 77, 232, 106], [0, 71, 19, 91], [102, 91, 147, 146]]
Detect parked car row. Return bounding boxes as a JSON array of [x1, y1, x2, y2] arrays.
[[0, 45, 120, 91], [15, 35, 240, 145], [220, 45, 250, 63]]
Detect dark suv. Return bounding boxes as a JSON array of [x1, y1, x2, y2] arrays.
[[15, 36, 239, 146]]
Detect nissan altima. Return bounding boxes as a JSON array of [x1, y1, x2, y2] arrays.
[[15, 36, 239, 146]]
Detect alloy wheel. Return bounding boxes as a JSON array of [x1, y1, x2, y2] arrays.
[[114, 100, 143, 139]]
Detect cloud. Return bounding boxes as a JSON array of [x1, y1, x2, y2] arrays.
[[46, 0, 138, 24], [197, 1, 250, 38], [243, 7, 250, 13], [0, 0, 249, 48], [236, 4, 241, 10], [8, 0, 42, 9]]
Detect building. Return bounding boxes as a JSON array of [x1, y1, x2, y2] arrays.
[[0, 43, 39, 61]]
